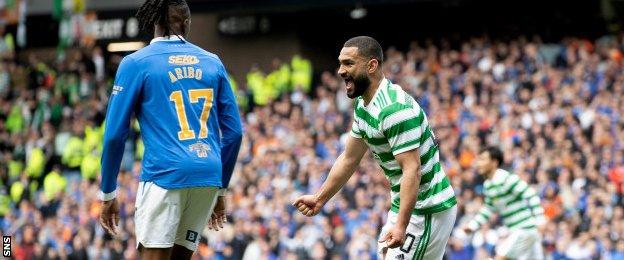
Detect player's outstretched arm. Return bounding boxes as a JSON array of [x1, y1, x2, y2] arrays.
[[293, 135, 368, 216]]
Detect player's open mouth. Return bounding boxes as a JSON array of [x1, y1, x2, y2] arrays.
[[344, 77, 354, 91]]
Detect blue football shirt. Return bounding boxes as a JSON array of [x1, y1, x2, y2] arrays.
[[100, 37, 243, 199]]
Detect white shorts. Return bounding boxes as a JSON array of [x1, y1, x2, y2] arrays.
[[496, 228, 543, 260], [378, 205, 457, 260], [134, 182, 219, 251]]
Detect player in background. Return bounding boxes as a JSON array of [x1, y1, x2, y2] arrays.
[[293, 36, 457, 260], [98, 0, 243, 259], [462, 146, 545, 260]]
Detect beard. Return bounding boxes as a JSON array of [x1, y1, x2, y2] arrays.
[[345, 73, 370, 99]]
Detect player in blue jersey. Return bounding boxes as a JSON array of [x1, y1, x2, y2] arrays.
[[98, 0, 243, 259]]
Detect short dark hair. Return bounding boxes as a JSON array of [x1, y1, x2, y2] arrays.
[[136, 0, 190, 37], [482, 146, 504, 167], [344, 36, 384, 65]]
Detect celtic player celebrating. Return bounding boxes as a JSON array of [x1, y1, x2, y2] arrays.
[[463, 146, 545, 260], [293, 36, 457, 260]]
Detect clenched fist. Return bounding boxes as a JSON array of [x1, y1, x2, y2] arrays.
[[379, 225, 406, 249], [292, 194, 324, 217]]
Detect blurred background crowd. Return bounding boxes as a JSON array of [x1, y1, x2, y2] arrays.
[[1, 0, 624, 259], [1, 30, 624, 260]]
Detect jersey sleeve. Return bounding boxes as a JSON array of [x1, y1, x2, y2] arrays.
[[512, 176, 546, 226], [100, 56, 143, 200], [350, 117, 362, 139], [350, 100, 363, 139], [217, 65, 243, 190], [380, 103, 426, 156], [467, 196, 496, 231]]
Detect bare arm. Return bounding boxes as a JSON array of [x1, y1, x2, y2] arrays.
[[394, 149, 421, 230], [315, 135, 368, 204], [293, 135, 368, 216]]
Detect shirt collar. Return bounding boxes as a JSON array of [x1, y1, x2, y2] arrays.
[[363, 77, 389, 108], [492, 168, 507, 181], [150, 36, 186, 44]]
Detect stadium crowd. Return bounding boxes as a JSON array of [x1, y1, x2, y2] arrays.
[[1, 33, 624, 260]]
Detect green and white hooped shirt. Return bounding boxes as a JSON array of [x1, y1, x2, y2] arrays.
[[350, 78, 457, 215]]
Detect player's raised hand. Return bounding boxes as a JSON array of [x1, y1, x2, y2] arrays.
[[99, 198, 120, 235], [292, 194, 323, 217], [209, 196, 227, 231], [378, 225, 406, 249]]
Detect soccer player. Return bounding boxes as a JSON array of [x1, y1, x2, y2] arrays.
[[463, 146, 545, 260], [98, 0, 243, 259], [293, 36, 457, 260]]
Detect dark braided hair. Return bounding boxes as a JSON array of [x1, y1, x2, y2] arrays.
[[136, 0, 190, 38]]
